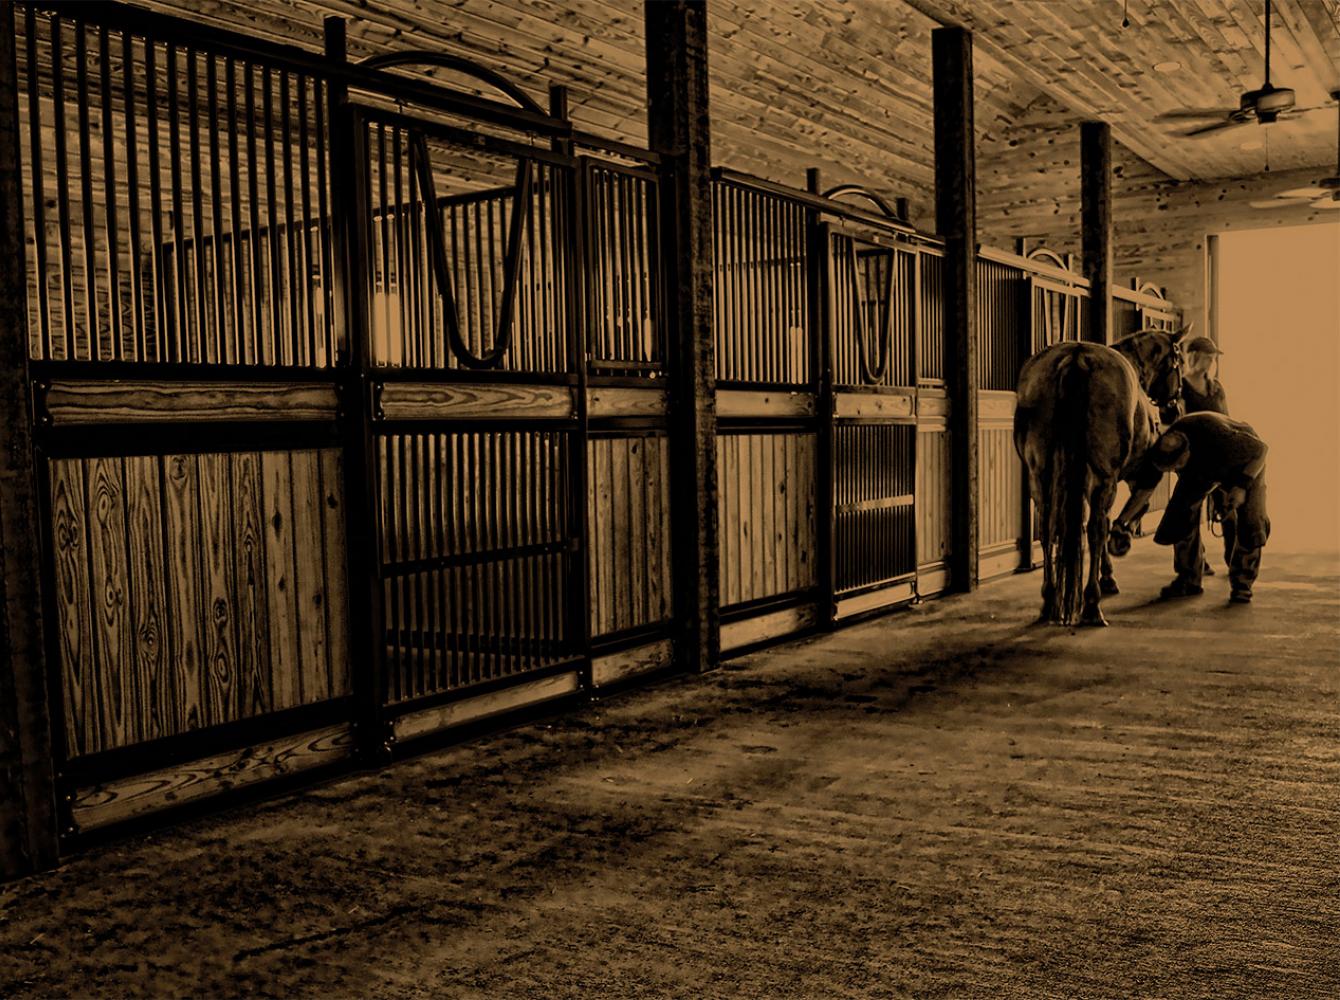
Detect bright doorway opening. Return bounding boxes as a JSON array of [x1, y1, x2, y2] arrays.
[[1214, 222, 1340, 553]]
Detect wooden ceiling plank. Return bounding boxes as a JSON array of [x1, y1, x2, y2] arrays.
[[903, 0, 1199, 179], [1272, 0, 1340, 95]]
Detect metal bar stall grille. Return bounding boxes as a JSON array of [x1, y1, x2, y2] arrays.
[[357, 114, 582, 716], [710, 178, 809, 387], [17, 10, 339, 367]]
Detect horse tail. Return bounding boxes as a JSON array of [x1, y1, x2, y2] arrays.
[[1050, 352, 1090, 624]]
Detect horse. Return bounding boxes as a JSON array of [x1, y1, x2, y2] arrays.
[[1013, 327, 1188, 626]]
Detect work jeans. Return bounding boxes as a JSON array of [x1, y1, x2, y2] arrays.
[[1164, 478, 1270, 596]]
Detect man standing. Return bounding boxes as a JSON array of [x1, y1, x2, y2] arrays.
[[1180, 336, 1229, 416], [1109, 412, 1270, 604]]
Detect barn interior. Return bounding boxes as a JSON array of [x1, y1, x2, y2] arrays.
[[0, 0, 1337, 995]]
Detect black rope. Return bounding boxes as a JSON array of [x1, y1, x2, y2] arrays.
[[849, 246, 894, 384], [411, 132, 533, 370]]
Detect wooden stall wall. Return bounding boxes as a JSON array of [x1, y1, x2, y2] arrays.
[[51, 450, 349, 757]]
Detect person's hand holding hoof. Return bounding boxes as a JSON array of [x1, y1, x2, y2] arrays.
[[1107, 522, 1133, 558]]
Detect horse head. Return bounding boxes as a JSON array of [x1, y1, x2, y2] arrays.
[[1112, 325, 1191, 418]]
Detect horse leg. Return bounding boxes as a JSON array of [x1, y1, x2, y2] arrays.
[[1100, 547, 1119, 595], [1033, 470, 1058, 623], [1081, 479, 1119, 626]]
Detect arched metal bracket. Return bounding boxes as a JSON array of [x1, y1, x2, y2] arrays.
[[1025, 246, 1070, 272], [846, 243, 895, 384], [409, 131, 533, 370], [357, 51, 546, 116], [822, 183, 901, 220]]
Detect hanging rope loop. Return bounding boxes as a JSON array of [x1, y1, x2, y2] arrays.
[[410, 131, 534, 370], [849, 244, 894, 384]]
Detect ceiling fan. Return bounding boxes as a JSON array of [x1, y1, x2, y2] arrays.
[[1251, 93, 1340, 210], [1155, 0, 1329, 139]]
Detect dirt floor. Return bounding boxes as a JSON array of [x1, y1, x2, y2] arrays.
[[2, 540, 1339, 998]]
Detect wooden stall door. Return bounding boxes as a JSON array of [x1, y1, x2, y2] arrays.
[[829, 227, 918, 620]]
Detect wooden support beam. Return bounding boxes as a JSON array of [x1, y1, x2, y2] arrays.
[[932, 26, 979, 593], [645, 0, 719, 673], [0, 0, 59, 879], [1081, 120, 1113, 345]]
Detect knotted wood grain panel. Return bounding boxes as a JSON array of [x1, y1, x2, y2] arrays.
[[48, 449, 351, 757]]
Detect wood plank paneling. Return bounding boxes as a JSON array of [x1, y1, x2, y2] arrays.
[[42, 380, 338, 424], [587, 434, 672, 638], [716, 431, 816, 608], [123, 456, 170, 741], [163, 453, 206, 735], [72, 723, 355, 831], [85, 458, 133, 749], [978, 427, 1023, 554], [916, 426, 951, 569], [197, 453, 238, 727], [231, 451, 271, 718], [262, 451, 301, 712], [49, 449, 350, 757]]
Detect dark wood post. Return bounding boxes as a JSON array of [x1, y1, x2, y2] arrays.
[[1081, 121, 1113, 344], [645, 0, 718, 672], [932, 26, 979, 593], [325, 17, 390, 760], [809, 167, 836, 627], [0, 0, 59, 878]]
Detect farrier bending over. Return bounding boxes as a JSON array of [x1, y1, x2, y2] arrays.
[[1179, 336, 1231, 577], [1109, 412, 1270, 604]]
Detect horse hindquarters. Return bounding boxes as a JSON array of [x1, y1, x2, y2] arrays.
[[1049, 353, 1091, 625]]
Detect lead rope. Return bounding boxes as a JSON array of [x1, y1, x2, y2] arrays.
[[411, 132, 533, 369]]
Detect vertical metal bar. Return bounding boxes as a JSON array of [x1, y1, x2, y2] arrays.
[[119, 30, 146, 362], [297, 74, 315, 368], [142, 37, 165, 362], [24, 8, 49, 360], [225, 58, 244, 366], [391, 126, 409, 368], [97, 26, 122, 361], [206, 54, 225, 363], [314, 80, 332, 364], [263, 65, 281, 365], [187, 48, 206, 362], [245, 62, 263, 366], [377, 124, 390, 365], [75, 23, 98, 360], [281, 70, 299, 366], [166, 43, 188, 362]]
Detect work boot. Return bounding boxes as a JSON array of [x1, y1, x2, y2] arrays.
[[1229, 589, 1252, 604], [1160, 579, 1204, 599]]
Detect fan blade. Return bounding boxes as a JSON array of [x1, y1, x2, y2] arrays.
[[1315, 193, 1340, 209], [1277, 185, 1330, 199], [1155, 108, 1238, 121], [1250, 199, 1288, 209], [1180, 119, 1249, 138]]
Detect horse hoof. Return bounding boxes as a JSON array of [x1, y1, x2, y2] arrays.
[[1080, 607, 1109, 627], [1100, 577, 1120, 595]]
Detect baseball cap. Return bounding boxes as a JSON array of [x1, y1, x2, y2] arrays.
[[1185, 336, 1223, 355]]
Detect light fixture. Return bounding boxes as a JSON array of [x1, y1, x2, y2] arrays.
[[1239, 140, 1264, 151], [1153, 60, 1182, 74]]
